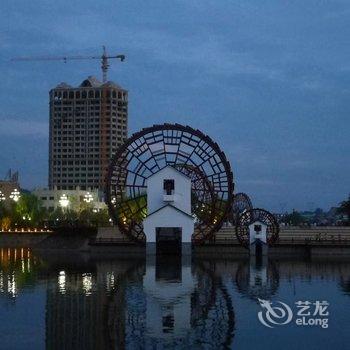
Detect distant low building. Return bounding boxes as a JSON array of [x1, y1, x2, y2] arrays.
[[32, 187, 106, 212], [0, 169, 20, 201]]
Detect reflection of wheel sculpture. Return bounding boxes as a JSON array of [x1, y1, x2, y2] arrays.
[[235, 208, 279, 248], [231, 192, 253, 225], [106, 123, 234, 243], [191, 262, 235, 348], [108, 260, 235, 348]]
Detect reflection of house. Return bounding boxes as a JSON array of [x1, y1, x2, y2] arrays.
[[143, 166, 194, 253], [143, 259, 195, 340]]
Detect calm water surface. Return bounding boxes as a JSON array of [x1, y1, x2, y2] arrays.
[[0, 248, 349, 350]]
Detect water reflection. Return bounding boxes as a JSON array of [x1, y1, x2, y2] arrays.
[[44, 256, 235, 349], [1, 249, 350, 349], [0, 248, 43, 299], [235, 257, 280, 300]]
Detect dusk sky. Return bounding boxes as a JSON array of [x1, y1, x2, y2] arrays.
[[0, 0, 349, 212]]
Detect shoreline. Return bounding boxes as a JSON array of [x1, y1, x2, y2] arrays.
[[1, 226, 350, 259]]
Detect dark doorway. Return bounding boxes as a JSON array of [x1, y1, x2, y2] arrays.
[[156, 227, 182, 256], [255, 240, 263, 265], [156, 255, 182, 282]]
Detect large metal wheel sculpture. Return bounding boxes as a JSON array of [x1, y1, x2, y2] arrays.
[[235, 208, 279, 248], [106, 123, 234, 244], [230, 192, 253, 225]]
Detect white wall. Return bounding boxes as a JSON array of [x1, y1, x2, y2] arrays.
[[249, 221, 267, 244], [146, 166, 191, 215], [143, 205, 194, 242]]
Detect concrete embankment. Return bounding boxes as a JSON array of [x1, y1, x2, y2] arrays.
[[1, 226, 350, 258], [0, 233, 49, 248], [0, 232, 92, 252], [195, 226, 350, 258]]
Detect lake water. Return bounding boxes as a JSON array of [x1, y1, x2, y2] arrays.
[[0, 248, 349, 349]]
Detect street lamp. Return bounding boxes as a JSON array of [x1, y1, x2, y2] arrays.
[[9, 189, 20, 202], [83, 192, 94, 203], [59, 194, 69, 208], [0, 190, 5, 202]]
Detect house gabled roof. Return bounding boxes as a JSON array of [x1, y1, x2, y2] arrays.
[[249, 220, 267, 226], [146, 165, 191, 181], [146, 203, 194, 220]]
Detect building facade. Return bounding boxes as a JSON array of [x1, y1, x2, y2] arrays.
[[49, 76, 128, 192], [32, 187, 107, 212], [143, 166, 195, 255], [0, 169, 20, 201]]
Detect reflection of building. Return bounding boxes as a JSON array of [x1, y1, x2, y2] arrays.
[[44, 258, 235, 349], [143, 257, 195, 341], [114, 258, 235, 349], [0, 248, 39, 300], [235, 258, 280, 300], [49, 76, 128, 191], [45, 260, 142, 350], [46, 272, 106, 349]]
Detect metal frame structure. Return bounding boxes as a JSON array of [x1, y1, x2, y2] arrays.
[[230, 192, 253, 225], [235, 208, 279, 248], [106, 123, 234, 244]]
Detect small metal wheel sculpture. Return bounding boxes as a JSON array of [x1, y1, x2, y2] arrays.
[[230, 192, 253, 225], [106, 123, 234, 244], [235, 208, 279, 248]]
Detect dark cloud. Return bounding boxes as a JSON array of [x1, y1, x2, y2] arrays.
[[0, 0, 349, 211]]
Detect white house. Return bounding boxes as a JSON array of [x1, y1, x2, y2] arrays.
[[248, 221, 268, 256], [143, 166, 195, 252]]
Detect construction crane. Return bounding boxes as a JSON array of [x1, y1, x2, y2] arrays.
[[11, 46, 125, 83]]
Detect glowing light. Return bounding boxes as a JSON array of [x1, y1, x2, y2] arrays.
[[0, 190, 5, 201], [83, 192, 94, 203], [8, 273, 17, 298], [82, 273, 93, 296], [9, 189, 20, 202], [58, 271, 66, 294], [106, 272, 115, 292], [59, 194, 69, 208], [0, 272, 3, 292]]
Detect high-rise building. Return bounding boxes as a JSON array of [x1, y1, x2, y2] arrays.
[[48, 76, 128, 191]]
